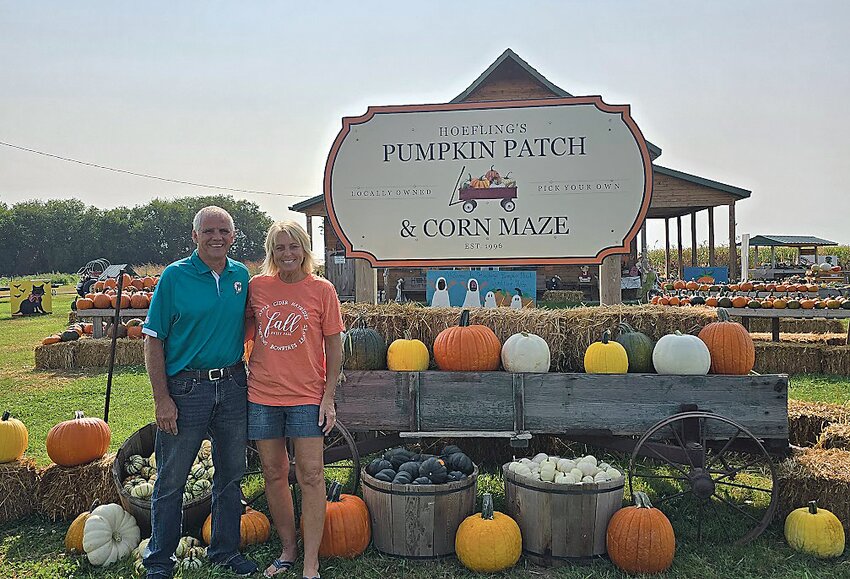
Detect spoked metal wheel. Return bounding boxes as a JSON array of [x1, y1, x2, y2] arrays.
[[628, 411, 778, 545]]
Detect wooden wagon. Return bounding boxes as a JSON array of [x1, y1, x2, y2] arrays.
[[320, 370, 789, 546]]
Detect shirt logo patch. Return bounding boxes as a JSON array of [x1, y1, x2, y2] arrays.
[[234, 281, 243, 294]]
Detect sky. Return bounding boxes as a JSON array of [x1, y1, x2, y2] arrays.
[[2, 1, 849, 254]]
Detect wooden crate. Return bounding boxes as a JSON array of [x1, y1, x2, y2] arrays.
[[503, 465, 624, 565], [361, 467, 477, 558]]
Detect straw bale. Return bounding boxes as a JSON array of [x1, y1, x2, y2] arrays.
[[734, 317, 844, 334], [753, 343, 823, 375], [816, 423, 850, 451], [34, 338, 144, 370], [821, 346, 850, 376], [38, 453, 119, 521], [341, 303, 717, 372], [541, 290, 584, 303], [751, 333, 848, 346], [776, 447, 850, 532], [788, 400, 850, 447], [0, 458, 40, 525]]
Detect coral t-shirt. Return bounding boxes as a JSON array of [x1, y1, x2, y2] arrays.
[[246, 274, 344, 406]]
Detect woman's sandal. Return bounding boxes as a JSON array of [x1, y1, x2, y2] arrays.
[[263, 558, 294, 577]]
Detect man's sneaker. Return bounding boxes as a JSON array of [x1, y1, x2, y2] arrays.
[[213, 554, 259, 576]]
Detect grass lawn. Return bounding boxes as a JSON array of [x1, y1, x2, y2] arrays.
[[1, 293, 848, 577]]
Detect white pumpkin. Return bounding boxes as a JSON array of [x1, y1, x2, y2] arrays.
[[581, 475, 595, 483], [82, 503, 141, 567], [514, 463, 532, 478], [132, 537, 150, 559], [569, 468, 584, 481], [557, 458, 576, 473], [540, 461, 557, 482], [130, 482, 154, 499], [531, 453, 548, 464], [606, 467, 622, 480], [652, 330, 711, 375], [501, 332, 551, 373]]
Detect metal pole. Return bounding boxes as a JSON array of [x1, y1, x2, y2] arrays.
[[104, 268, 126, 423]]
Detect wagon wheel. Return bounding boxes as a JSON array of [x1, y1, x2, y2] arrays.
[[244, 420, 361, 500], [462, 200, 477, 213], [500, 198, 516, 212], [627, 411, 778, 545]]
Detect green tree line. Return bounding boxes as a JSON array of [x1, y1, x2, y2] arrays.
[[0, 196, 273, 277]]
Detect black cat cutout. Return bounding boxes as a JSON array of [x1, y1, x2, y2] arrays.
[[14, 283, 48, 315]]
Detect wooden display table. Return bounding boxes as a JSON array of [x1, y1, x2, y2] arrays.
[[725, 307, 850, 344], [75, 308, 148, 338]]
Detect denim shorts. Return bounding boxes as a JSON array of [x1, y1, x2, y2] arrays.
[[247, 401, 323, 440]]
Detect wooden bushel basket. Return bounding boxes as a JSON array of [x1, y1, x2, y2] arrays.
[[112, 422, 211, 538], [503, 464, 624, 565], [361, 466, 478, 559]]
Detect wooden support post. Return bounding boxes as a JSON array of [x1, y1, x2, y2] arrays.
[[728, 202, 737, 281], [640, 220, 648, 267], [691, 211, 698, 267], [772, 318, 780, 342], [354, 259, 378, 304], [599, 254, 622, 305], [771, 246, 776, 269], [306, 215, 313, 250], [708, 207, 715, 266], [664, 218, 671, 279], [676, 215, 683, 279]]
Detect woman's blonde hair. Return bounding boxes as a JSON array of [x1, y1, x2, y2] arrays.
[[261, 220, 315, 277]]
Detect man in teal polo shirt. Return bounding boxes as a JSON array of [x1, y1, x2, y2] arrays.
[[141, 206, 257, 578]]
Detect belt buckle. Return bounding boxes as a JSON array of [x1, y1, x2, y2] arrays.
[[208, 368, 223, 381]]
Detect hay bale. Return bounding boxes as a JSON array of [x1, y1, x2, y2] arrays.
[[34, 338, 144, 370], [341, 303, 717, 372], [777, 448, 850, 533], [751, 333, 849, 346], [541, 290, 585, 303], [735, 317, 844, 333], [821, 346, 850, 376], [788, 400, 850, 447], [816, 423, 850, 450], [0, 459, 40, 525], [754, 343, 824, 375], [38, 454, 119, 521]]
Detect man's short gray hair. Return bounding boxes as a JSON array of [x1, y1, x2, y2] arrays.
[[193, 206, 235, 232]]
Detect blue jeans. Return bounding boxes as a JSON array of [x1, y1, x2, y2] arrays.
[[143, 366, 248, 576]]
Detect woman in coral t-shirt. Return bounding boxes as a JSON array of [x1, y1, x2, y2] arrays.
[[245, 220, 343, 579]]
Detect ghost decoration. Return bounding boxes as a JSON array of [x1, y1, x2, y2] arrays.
[[462, 278, 481, 308], [430, 276, 452, 308], [510, 288, 523, 310], [483, 291, 497, 308]]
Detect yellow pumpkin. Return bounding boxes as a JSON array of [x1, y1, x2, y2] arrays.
[[0, 410, 28, 463], [386, 331, 430, 371], [784, 500, 845, 558], [65, 500, 99, 554], [455, 493, 521, 573], [584, 330, 629, 374]]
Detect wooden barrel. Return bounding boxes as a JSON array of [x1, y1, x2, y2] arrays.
[[112, 422, 211, 538], [503, 464, 624, 565], [361, 466, 478, 559]]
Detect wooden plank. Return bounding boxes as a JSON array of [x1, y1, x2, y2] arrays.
[[592, 484, 624, 556], [418, 372, 513, 431], [513, 374, 525, 432], [335, 371, 409, 430], [599, 254, 622, 305], [565, 484, 596, 558], [363, 479, 393, 554], [408, 372, 419, 432]]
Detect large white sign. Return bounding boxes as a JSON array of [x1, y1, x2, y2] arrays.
[[324, 97, 652, 266]]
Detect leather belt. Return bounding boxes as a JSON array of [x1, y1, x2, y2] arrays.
[[174, 361, 244, 382]]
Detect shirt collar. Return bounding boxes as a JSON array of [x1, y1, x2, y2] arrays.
[[190, 250, 238, 275]]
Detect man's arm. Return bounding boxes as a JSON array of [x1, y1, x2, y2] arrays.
[[144, 335, 178, 435]]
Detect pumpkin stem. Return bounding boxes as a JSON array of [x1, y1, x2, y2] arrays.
[[403, 330, 412, 341], [618, 321, 635, 335], [89, 499, 100, 512], [459, 309, 471, 327], [481, 493, 494, 520], [2, 410, 9, 421], [74, 410, 84, 420], [717, 308, 731, 322], [327, 481, 342, 503], [601, 329, 611, 344], [808, 500, 818, 514], [633, 491, 653, 509]]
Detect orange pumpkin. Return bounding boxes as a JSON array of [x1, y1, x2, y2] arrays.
[[739, 281, 754, 292], [130, 293, 149, 309], [142, 276, 156, 289], [104, 278, 117, 290], [130, 278, 145, 290], [110, 294, 131, 309], [673, 280, 686, 290], [75, 298, 94, 310], [607, 491, 675, 574], [309, 481, 370, 558], [705, 296, 718, 307], [469, 175, 490, 189], [46, 411, 111, 467], [698, 308, 755, 375], [93, 281, 105, 292], [685, 281, 699, 291], [433, 310, 501, 371], [92, 293, 111, 309], [42, 335, 61, 345], [731, 295, 748, 308], [203, 501, 270, 547], [82, 323, 94, 335]]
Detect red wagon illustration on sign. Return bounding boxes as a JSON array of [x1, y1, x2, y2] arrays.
[[451, 165, 517, 213]]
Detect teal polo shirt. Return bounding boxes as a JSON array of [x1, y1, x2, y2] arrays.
[[142, 250, 249, 377]]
